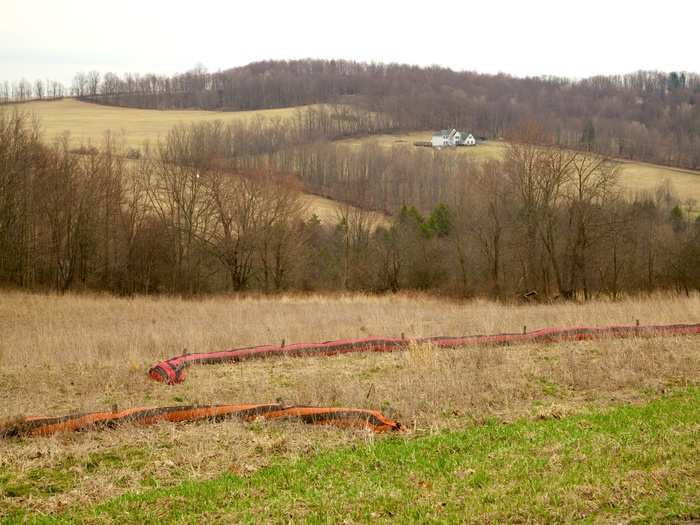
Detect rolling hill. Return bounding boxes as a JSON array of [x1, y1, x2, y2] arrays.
[[8, 99, 700, 215]]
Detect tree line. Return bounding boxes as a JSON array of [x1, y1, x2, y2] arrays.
[[4, 60, 700, 170], [1, 108, 698, 299], [0, 78, 67, 103]]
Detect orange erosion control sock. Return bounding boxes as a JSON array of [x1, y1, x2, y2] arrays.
[[148, 323, 700, 385], [0, 404, 401, 438], [8, 322, 697, 438]]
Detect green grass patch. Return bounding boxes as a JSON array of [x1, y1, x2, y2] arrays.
[[537, 376, 561, 397], [0, 445, 149, 518], [16, 388, 700, 524]]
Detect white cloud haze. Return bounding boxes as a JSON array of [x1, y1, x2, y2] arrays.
[[1, 0, 699, 84]]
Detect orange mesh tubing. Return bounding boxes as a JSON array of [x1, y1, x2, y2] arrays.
[[1, 404, 400, 438], [149, 322, 700, 385], [5, 322, 697, 438]]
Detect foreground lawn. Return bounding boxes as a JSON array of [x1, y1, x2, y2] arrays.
[[16, 388, 699, 524]]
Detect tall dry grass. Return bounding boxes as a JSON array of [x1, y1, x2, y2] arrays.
[[2, 290, 698, 368], [0, 290, 698, 514], [1, 290, 698, 416]]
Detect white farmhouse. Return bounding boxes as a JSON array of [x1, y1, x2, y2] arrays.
[[431, 129, 477, 147]]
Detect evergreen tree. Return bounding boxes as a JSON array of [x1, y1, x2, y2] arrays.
[[670, 205, 685, 233], [427, 204, 452, 238]]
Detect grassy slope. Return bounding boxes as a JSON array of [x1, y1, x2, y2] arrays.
[[342, 133, 700, 213], [17, 388, 700, 524], [9, 98, 303, 150], [340, 131, 508, 162]]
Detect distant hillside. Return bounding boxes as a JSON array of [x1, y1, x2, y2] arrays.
[[67, 59, 700, 170], [9, 98, 307, 149]]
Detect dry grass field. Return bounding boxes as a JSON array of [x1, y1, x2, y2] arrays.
[[344, 132, 700, 213], [10, 98, 304, 150], [340, 132, 508, 162], [298, 193, 388, 226], [615, 158, 700, 205], [1, 291, 699, 517]]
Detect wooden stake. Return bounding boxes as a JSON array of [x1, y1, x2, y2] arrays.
[[365, 383, 375, 401]]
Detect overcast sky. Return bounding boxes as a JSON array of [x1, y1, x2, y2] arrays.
[[2, 0, 699, 86]]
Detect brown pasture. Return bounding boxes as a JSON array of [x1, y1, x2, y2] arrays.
[[1, 291, 698, 514]]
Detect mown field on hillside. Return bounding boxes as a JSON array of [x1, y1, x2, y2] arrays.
[[11, 98, 303, 150], [1, 291, 699, 521], [342, 132, 700, 212]]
